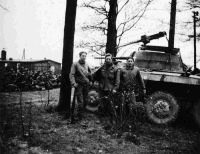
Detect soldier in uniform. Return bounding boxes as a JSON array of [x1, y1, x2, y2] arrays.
[[93, 53, 120, 118], [120, 56, 146, 128], [69, 51, 92, 120], [93, 53, 120, 94], [120, 56, 146, 97]]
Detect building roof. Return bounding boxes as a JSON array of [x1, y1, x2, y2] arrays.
[[0, 59, 61, 64]]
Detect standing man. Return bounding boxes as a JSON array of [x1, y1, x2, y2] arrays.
[[92, 53, 120, 117], [69, 51, 92, 120], [120, 56, 146, 120], [120, 56, 146, 94], [93, 53, 120, 94]]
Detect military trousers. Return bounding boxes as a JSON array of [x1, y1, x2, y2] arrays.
[[75, 83, 89, 115]]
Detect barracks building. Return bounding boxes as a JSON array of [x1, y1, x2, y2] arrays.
[[0, 49, 61, 75]]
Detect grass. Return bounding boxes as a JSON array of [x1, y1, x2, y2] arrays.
[[0, 89, 200, 154]]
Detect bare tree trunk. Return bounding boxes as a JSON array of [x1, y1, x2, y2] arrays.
[[57, 0, 77, 112], [168, 0, 176, 49], [106, 0, 118, 57]]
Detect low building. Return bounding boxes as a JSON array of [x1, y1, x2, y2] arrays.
[[0, 50, 61, 75]]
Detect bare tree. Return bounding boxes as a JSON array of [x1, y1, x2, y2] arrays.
[[79, 0, 153, 56], [57, 0, 78, 112], [106, 0, 117, 56]]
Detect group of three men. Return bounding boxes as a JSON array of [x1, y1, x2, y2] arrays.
[[69, 51, 146, 120]]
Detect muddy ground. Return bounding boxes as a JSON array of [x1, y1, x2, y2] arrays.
[[0, 88, 200, 154]]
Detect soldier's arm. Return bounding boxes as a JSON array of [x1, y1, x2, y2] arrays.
[[136, 69, 146, 90], [87, 65, 93, 82], [113, 68, 120, 90], [69, 63, 77, 86]]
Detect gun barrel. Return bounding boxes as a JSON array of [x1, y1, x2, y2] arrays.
[[94, 57, 131, 60], [119, 31, 166, 48], [148, 31, 166, 40]]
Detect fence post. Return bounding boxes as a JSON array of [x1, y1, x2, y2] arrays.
[[19, 90, 25, 137]]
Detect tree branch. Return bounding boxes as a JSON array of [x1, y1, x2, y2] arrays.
[[117, 0, 129, 15], [82, 1, 109, 17], [117, 0, 153, 39], [0, 4, 10, 12]]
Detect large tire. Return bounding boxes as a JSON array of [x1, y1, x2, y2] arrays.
[[86, 89, 100, 112], [193, 100, 200, 128], [146, 91, 179, 125]]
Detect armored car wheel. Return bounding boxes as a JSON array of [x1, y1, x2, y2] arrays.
[[146, 91, 179, 125], [193, 100, 200, 128], [86, 89, 100, 112]]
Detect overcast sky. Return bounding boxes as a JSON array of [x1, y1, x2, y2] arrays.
[[0, 0, 66, 62], [0, 0, 199, 66]]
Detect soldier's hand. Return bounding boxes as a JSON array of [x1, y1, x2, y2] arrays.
[[85, 78, 89, 83], [72, 83, 78, 88], [89, 82, 93, 86], [112, 89, 116, 94], [143, 89, 146, 95]]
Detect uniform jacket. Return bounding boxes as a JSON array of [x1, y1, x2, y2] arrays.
[[69, 61, 92, 85], [120, 65, 145, 90], [93, 63, 120, 91]]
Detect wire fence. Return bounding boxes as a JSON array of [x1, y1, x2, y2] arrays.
[[0, 88, 60, 152]]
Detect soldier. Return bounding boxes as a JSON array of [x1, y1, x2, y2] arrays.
[[93, 53, 120, 94], [69, 51, 92, 120], [120, 56, 146, 125], [120, 56, 146, 95], [92, 53, 120, 118]]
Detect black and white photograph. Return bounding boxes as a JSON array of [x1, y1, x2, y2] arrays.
[[0, 0, 200, 153]]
